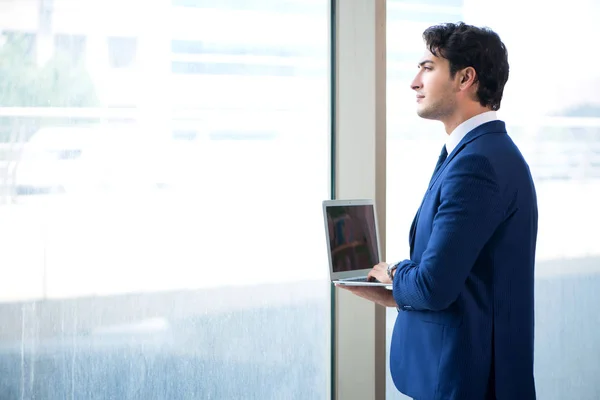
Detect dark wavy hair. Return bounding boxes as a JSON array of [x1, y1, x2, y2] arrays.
[[423, 22, 509, 111]]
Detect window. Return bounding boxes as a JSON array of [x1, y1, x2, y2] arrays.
[[55, 34, 86, 65], [107, 37, 138, 68], [0, 1, 330, 398], [386, 1, 600, 398], [0, 31, 37, 60]]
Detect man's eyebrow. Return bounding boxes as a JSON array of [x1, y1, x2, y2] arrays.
[[418, 60, 435, 67]]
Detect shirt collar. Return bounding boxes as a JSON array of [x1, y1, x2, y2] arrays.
[[446, 111, 498, 154]]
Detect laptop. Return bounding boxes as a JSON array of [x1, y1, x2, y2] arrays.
[[322, 199, 392, 288]]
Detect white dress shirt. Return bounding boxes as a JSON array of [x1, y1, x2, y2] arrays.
[[446, 111, 498, 154]]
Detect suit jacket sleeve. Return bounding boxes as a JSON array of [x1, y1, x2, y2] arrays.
[[392, 154, 505, 311]]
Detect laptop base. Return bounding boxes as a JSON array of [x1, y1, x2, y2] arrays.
[[333, 279, 392, 288]]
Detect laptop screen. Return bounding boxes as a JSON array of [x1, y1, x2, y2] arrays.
[[325, 204, 379, 272]]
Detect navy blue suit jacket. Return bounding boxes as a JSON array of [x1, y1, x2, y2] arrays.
[[390, 120, 538, 400]]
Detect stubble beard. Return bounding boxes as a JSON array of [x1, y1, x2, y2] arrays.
[[417, 97, 456, 121]]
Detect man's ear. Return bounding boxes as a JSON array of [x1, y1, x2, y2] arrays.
[[459, 66, 477, 89]]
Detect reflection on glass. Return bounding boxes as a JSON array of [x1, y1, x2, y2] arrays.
[[326, 205, 379, 273], [0, 1, 330, 398]]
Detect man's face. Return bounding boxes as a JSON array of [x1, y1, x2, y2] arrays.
[[410, 50, 458, 121]]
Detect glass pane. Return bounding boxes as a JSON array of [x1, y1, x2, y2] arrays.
[[0, 1, 331, 399], [386, 2, 600, 399]]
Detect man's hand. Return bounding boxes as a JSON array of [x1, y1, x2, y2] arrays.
[[335, 262, 397, 308], [367, 262, 392, 284]]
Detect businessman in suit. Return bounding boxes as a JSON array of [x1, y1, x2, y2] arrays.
[[338, 22, 538, 399]]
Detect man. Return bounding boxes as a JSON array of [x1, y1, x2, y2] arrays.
[[339, 22, 538, 399]]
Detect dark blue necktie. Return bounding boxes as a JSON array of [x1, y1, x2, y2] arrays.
[[410, 144, 449, 251], [431, 145, 448, 181]]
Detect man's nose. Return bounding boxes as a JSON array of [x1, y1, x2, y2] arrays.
[[410, 77, 421, 91]]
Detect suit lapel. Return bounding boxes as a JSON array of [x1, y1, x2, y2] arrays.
[[409, 205, 421, 255], [408, 120, 507, 253], [428, 120, 507, 189]]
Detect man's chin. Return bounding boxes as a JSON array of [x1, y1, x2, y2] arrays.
[[416, 108, 434, 119]]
